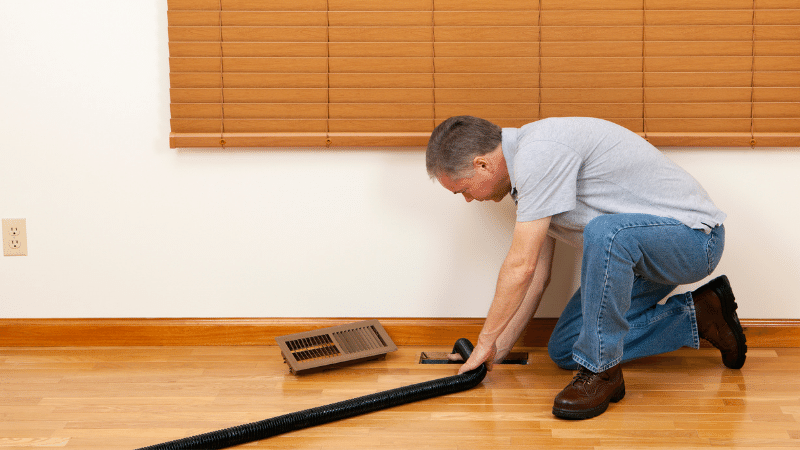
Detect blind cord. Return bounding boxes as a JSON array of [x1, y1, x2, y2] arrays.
[[642, 0, 648, 142], [432, 0, 436, 131], [326, 0, 331, 147], [537, 0, 543, 121], [218, 0, 226, 148], [750, 1, 757, 148]]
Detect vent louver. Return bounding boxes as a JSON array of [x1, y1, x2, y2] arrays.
[[276, 320, 397, 375]]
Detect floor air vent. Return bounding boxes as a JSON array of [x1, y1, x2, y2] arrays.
[[276, 319, 397, 375]]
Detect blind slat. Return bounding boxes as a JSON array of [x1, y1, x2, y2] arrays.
[[754, 87, 800, 102], [170, 119, 327, 134], [330, 104, 433, 119], [329, 120, 435, 133], [435, 27, 539, 42], [643, 0, 754, 9], [435, 89, 542, 103], [436, 103, 620, 118], [329, 58, 434, 74], [646, 103, 752, 117], [330, 28, 433, 42], [170, 58, 330, 73], [435, 0, 539, 9], [170, 73, 329, 89], [646, 88, 751, 103], [224, 28, 328, 42], [647, 118, 753, 132], [170, 119, 224, 133], [171, 104, 329, 119], [433, 11, 538, 27], [171, 88, 330, 104], [331, 73, 434, 88], [645, 57, 754, 72], [328, 0, 432, 11], [328, 12, 432, 26], [435, 58, 539, 73], [435, 73, 540, 88], [222, 0, 327, 11], [543, 27, 642, 41], [539, 103, 643, 118], [169, 11, 329, 26], [223, 119, 327, 133], [329, 89, 434, 103], [170, 43, 328, 57], [222, 12, 327, 26], [330, 43, 433, 57]]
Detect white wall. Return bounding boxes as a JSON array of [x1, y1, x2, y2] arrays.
[[1, 1, 798, 319]]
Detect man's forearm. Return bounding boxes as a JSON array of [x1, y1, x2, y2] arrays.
[[479, 259, 537, 344], [495, 278, 546, 357], [494, 237, 555, 358]]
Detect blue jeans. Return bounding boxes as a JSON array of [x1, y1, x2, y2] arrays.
[[548, 214, 725, 373]]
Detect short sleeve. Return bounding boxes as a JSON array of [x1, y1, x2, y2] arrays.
[[513, 140, 582, 222]]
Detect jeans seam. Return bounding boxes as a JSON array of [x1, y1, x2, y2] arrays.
[[628, 307, 685, 329], [595, 225, 618, 371], [706, 231, 716, 275]]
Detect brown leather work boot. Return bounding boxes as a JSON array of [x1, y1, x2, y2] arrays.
[[692, 275, 747, 369], [552, 364, 625, 420]]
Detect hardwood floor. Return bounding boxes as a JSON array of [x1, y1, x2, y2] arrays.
[[1, 345, 798, 449]]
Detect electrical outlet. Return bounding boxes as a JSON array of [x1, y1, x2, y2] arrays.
[[2, 218, 28, 256]]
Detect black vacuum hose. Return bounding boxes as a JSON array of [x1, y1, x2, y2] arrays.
[[135, 338, 486, 450]]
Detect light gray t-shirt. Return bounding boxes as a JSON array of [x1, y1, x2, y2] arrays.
[[501, 117, 727, 247]]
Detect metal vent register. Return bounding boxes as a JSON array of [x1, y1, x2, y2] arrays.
[[276, 320, 397, 374]]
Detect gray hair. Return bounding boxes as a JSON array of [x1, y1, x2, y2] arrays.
[[426, 116, 502, 180]]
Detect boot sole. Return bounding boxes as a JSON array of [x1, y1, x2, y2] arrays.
[[552, 382, 626, 420], [710, 275, 747, 369]]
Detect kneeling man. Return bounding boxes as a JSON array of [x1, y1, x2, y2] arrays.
[[427, 116, 747, 419]]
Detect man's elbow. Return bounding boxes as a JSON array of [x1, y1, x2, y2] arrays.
[[504, 256, 538, 280]]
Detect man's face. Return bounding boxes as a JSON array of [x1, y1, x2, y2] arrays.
[[437, 165, 510, 203]]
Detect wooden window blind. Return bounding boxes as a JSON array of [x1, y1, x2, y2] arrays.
[[168, 0, 799, 148]]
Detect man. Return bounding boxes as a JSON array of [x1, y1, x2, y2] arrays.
[[428, 116, 747, 420]]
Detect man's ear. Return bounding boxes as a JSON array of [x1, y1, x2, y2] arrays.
[[473, 155, 490, 172]]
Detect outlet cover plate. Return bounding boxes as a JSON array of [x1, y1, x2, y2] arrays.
[[3, 218, 28, 256]]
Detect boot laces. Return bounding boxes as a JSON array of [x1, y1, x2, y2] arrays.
[[572, 367, 597, 385]]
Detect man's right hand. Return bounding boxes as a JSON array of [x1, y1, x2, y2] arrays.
[[447, 345, 510, 366], [453, 339, 497, 374]]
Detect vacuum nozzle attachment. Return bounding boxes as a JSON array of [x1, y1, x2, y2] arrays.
[[452, 337, 475, 361]]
